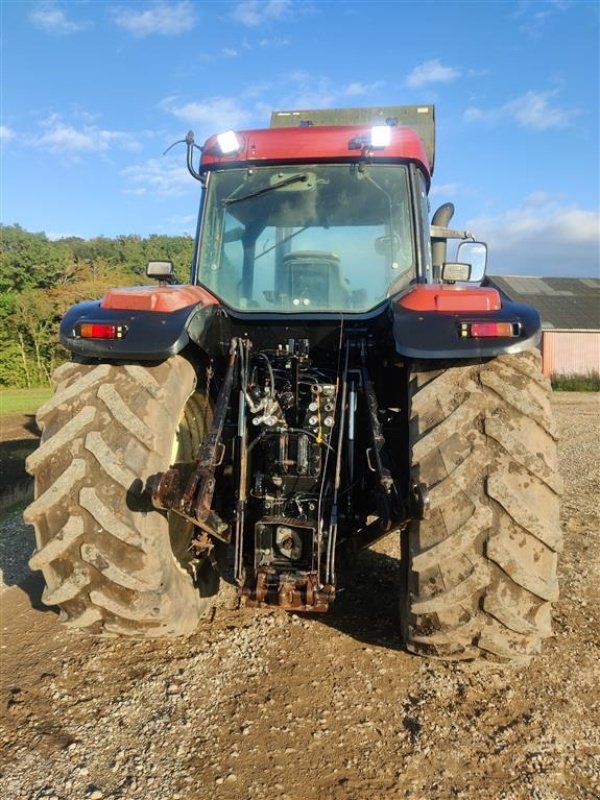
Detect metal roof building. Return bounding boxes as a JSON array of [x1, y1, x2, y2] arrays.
[[488, 275, 600, 330], [487, 275, 600, 377]]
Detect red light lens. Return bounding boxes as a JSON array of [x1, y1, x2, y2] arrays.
[[466, 322, 517, 338], [78, 323, 125, 339]]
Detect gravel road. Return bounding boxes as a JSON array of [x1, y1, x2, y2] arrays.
[[1, 392, 598, 800]]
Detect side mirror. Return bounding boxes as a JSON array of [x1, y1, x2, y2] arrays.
[[146, 260, 173, 281], [442, 241, 487, 283]]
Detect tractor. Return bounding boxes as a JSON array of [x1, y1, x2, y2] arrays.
[[25, 106, 561, 663]]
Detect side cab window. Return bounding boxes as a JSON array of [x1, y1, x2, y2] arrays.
[[417, 171, 433, 283]]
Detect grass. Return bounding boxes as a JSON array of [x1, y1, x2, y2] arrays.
[[0, 387, 52, 415], [551, 372, 600, 392]]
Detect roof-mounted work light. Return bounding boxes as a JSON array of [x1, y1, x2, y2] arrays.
[[216, 130, 242, 155], [370, 125, 392, 147], [349, 125, 393, 151]]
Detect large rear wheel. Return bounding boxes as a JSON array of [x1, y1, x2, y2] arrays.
[[401, 349, 562, 664], [24, 355, 218, 636]]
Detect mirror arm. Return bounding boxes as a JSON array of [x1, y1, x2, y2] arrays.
[[430, 225, 474, 240]]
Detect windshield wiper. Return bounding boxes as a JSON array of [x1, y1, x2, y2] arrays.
[[222, 173, 309, 207]]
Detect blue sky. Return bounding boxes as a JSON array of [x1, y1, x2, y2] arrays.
[[1, 0, 598, 276]]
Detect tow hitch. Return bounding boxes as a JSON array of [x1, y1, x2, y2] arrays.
[[148, 340, 238, 542]]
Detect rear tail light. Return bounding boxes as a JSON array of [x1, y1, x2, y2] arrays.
[[460, 321, 521, 338], [75, 322, 127, 340]]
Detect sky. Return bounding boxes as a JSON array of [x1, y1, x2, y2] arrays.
[[1, 0, 599, 277]]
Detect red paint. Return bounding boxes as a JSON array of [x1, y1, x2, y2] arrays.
[[101, 285, 218, 313], [398, 284, 502, 312], [201, 126, 431, 180]]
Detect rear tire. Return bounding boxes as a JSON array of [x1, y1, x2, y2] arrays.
[[401, 348, 562, 664], [24, 356, 217, 637]]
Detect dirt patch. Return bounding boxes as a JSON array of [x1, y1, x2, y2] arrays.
[[0, 413, 41, 443], [0, 394, 599, 800]]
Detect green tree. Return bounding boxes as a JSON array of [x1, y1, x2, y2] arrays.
[[0, 225, 195, 386], [0, 224, 73, 292]]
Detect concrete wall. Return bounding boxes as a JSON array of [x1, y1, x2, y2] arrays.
[[542, 329, 600, 377]]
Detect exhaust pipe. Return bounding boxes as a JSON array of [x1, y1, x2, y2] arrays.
[[431, 202, 455, 279]]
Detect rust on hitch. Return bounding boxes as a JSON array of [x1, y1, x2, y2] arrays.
[[149, 467, 182, 511], [243, 569, 335, 612], [150, 465, 231, 542]]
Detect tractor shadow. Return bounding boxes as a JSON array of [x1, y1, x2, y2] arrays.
[[314, 543, 404, 651], [0, 413, 40, 510], [0, 420, 57, 614], [0, 505, 57, 614], [15, 572, 56, 613], [22, 414, 42, 437], [0, 439, 37, 509]]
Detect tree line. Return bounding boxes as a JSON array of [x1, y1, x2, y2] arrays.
[[0, 225, 194, 388]]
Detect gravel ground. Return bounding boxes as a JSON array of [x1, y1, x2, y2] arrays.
[[0, 392, 598, 800]]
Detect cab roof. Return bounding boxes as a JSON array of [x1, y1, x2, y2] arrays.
[[200, 125, 431, 181]]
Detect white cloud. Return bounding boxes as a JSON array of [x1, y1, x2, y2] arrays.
[[429, 183, 460, 198], [163, 214, 197, 234], [230, 0, 291, 27], [278, 73, 386, 112], [34, 116, 140, 156], [465, 90, 577, 130], [282, 72, 337, 109], [468, 195, 600, 277], [514, 0, 569, 37], [46, 231, 78, 241], [113, 2, 196, 37], [159, 96, 255, 131], [121, 157, 195, 199], [343, 81, 384, 97], [258, 37, 290, 48], [0, 125, 16, 142], [157, 74, 382, 144], [29, 2, 89, 35], [405, 59, 460, 88], [507, 91, 577, 129]]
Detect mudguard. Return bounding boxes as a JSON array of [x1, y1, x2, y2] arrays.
[[59, 285, 218, 361], [393, 285, 542, 359]]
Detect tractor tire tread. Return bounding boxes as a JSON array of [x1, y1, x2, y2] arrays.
[[25, 356, 213, 637], [403, 348, 562, 663]]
